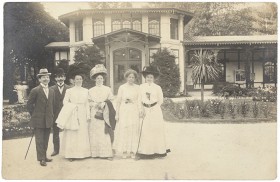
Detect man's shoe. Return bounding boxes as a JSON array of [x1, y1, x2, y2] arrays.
[[51, 151, 59, 156], [40, 160, 47, 166], [45, 158, 53, 162]]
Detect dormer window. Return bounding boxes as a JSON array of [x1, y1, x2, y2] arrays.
[[75, 20, 83, 42]]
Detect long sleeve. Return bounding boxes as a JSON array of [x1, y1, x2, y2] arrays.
[[107, 87, 114, 101], [63, 89, 70, 105], [26, 88, 37, 115], [86, 90, 90, 120], [157, 85, 164, 105], [115, 85, 123, 115]]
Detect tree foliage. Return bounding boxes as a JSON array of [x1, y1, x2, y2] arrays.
[[151, 48, 181, 97], [72, 45, 104, 88], [4, 2, 69, 99], [191, 49, 221, 101]]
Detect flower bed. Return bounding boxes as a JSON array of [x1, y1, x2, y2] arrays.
[[161, 98, 276, 123], [2, 104, 33, 140]]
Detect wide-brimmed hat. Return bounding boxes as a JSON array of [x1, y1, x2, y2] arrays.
[[37, 68, 51, 78], [141, 66, 160, 78], [54, 68, 66, 77], [90, 64, 107, 80]]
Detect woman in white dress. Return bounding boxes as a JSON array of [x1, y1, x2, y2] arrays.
[[137, 66, 170, 159], [113, 69, 140, 159], [60, 73, 91, 161], [88, 64, 114, 160]]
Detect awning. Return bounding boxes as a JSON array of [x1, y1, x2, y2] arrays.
[[184, 35, 277, 46], [45, 42, 70, 50]]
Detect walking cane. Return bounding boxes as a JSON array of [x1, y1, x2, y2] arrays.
[[24, 130, 35, 160], [136, 113, 146, 155]]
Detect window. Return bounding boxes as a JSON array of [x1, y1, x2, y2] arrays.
[[149, 48, 160, 64], [170, 18, 178, 40], [132, 20, 141, 31], [75, 20, 83, 42], [112, 20, 121, 31], [93, 20, 104, 37], [171, 49, 179, 65], [235, 69, 246, 83], [264, 61, 276, 83], [217, 62, 225, 81], [122, 20, 131, 29], [148, 19, 160, 36]]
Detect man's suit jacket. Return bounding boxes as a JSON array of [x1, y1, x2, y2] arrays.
[[27, 85, 55, 128], [50, 84, 70, 120]]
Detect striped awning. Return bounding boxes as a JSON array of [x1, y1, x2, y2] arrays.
[[184, 35, 277, 46]]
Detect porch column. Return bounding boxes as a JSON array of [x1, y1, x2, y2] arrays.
[[105, 37, 110, 86], [145, 36, 149, 66], [83, 16, 93, 43], [105, 15, 111, 34], [178, 15, 184, 42], [142, 15, 148, 33]]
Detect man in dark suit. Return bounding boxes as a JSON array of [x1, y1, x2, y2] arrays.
[[27, 68, 55, 167], [49, 68, 70, 156]]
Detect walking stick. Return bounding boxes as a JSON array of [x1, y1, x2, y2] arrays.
[[24, 130, 35, 160], [136, 114, 146, 154]]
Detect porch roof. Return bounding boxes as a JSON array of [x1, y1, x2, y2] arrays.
[[45, 42, 70, 50], [184, 35, 277, 46], [92, 28, 161, 44], [59, 8, 193, 26]]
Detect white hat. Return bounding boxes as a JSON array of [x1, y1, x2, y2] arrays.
[[90, 64, 107, 80]]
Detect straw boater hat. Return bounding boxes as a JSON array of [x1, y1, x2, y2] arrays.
[[37, 68, 51, 78], [141, 66, 160, 78], [90, 64, 107, 80]]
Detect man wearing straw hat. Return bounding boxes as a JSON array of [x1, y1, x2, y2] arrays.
[[27, 68, 55, 166]]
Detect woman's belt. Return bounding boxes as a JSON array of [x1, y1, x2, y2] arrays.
[[143, 102, 157, 108]]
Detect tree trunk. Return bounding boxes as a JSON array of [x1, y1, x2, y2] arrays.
[[201, 80, 204, 102]]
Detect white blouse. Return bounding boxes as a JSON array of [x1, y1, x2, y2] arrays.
[[138, 83, 163, 105]]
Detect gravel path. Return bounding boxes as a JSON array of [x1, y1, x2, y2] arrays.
[[2, 122, 276, 180]]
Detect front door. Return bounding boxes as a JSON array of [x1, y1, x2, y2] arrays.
[[113, 48, 142, 94]]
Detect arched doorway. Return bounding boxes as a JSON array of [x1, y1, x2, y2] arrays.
[[113, 48, 142, 94]]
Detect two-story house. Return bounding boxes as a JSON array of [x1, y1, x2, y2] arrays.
[[46, 8, 193, 93]]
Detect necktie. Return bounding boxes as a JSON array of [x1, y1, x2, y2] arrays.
[[42, 86, 48, 98]]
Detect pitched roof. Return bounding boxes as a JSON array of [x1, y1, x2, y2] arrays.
[[184, 35, 277, 45]]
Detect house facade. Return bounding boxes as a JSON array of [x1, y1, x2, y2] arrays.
[[46, 8, 193, 93], [46, 8, 277, 94]]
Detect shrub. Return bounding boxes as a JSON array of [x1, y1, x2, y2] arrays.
[[151, 48, 181, 97]]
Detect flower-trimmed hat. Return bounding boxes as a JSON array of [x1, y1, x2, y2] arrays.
[[141, 65, 160, 78], [90, 64, 107, 80], [37, 68, 51, 78]]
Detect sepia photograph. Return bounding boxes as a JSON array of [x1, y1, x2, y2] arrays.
[[2, 1, 277, 180]]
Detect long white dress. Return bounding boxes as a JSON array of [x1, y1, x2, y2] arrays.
[[137, 82, 169, 155], [88, 85, 114, 158], [113, 83, 140, 156], [61, 86, 91, 159]]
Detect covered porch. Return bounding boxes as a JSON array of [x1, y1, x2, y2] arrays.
[[184, 35, 277, 91], [92, 28, 161, 93]]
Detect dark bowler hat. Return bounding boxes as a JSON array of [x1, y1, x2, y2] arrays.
[[37, 68, 51, 78], [54, 68, 66, 77], [141, 65, 160, 78]]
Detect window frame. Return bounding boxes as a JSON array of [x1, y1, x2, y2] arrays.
[[170, 18, 179, 40], [75, 20, 83, 42], [148, 19, 160, 36], [93, 19, 105, 37]]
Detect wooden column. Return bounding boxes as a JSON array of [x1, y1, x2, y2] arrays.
[[105, 36, 110, 86], [145, 35, 149, 66]]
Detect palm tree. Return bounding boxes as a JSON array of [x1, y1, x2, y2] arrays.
[[191, 49, 221, 101]]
